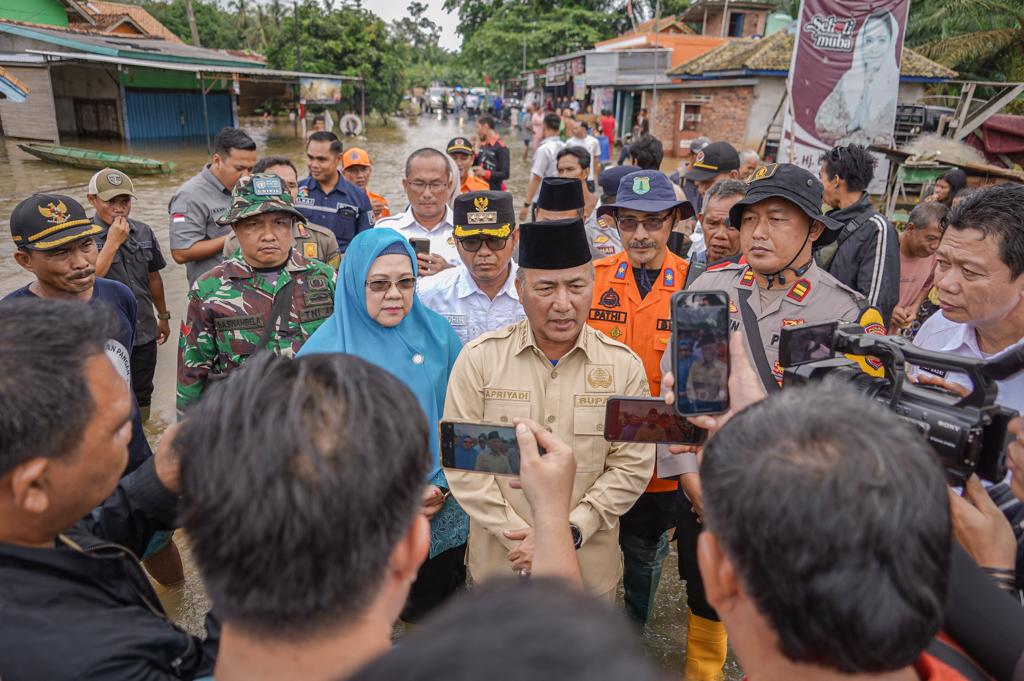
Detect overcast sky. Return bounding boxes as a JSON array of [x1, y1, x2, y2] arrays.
[[366, 0, 461, 51]]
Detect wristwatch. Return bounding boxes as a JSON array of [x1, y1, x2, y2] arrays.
[[570, 524, 582, 550], [157, 312, 171, 321]]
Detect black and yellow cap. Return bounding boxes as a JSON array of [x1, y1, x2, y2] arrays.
[[9, 193, 102, 251], [453, 191, 515, 239], [446, 136, 475, 155]]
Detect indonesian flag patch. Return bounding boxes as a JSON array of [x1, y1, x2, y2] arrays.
[[172, 213, 187, 223]]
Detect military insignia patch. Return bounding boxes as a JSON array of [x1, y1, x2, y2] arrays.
[[740, 269, 755, 287], [38, 200, 69, 224], [253, 176, 283, 196], [609, 327, 622, 339], [106, 172, 123, 186], [615, 261, 629, 279], [782, 318, 805, 327], [750, 163, 778, 182], [632, 176, 651, 195], [303, 242, 318, 260], [307, 274, 328, 290], [664, 268, 675, 287], [587, 366, 614, 391], [599, 287, 620, 309], [787, 279, 811, 302]]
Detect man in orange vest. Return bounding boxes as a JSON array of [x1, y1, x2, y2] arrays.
[[447, 137, 490, 195], [341, 147, 390, 221], [588, 170, 694, 630]]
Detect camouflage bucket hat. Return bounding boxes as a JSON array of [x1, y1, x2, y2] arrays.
[[217, 173, 307, 226]]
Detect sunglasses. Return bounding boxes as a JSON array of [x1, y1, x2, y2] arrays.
[[616, 213, 672, 232], [365, 277, 417, 293], [458, 236, 509, 252]]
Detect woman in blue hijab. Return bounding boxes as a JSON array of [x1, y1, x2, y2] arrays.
[[299, 227, 467, 622]]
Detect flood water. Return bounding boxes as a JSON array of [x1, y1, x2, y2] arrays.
[[0, 114, 740, 680]]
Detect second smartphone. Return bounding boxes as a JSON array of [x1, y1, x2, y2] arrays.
[[671, 290, 731, 416], [604, 397, 707, 445]]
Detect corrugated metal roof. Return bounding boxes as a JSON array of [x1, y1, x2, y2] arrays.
[[668, 31, 957, 80], [28, 48, 361, 81]]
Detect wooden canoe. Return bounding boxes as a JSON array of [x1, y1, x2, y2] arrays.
[[17, 143, 176, 175]]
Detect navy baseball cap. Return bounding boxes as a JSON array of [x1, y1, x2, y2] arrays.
[[10, 194, 102, 251], [597, 170, 695, 220], [598, 165, 634, 198], [728, 163, 843, 245]]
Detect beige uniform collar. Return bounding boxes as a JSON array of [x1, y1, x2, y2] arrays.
[[513, 318, 594, 363]]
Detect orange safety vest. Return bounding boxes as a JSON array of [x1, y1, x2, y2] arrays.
[[588, 250, 689, 493], [461, 174, 490, 194]]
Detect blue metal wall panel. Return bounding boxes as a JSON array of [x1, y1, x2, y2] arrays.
[[124, 89, 232, 140]]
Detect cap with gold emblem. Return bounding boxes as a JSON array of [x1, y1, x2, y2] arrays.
[[453, 190, 515, 239], [9, 193, 102, 251], [729, 163, 842, 245], [87, 168, 136, 201]]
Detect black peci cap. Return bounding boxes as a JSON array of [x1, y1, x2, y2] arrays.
[[729, 163, 843, 245], [685, 141, 740, 182], [453, 191, 515, 238], [518, 218, 592, 270], [537, 177, 583, 213], [9, 194, 102, 251]]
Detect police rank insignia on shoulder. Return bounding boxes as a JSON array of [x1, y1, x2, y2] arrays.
[[739, 269, 755, 287], [749, 163, 778, 182], [787, 279, 811, 302], [599, 287, 621, 309]]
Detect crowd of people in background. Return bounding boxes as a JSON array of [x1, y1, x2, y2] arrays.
[[5, 100, 1024, 681]]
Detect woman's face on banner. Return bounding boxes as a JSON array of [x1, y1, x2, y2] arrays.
[[861, 18, 893, 66]]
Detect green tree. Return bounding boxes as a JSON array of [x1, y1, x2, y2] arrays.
[[131, 0, 244, 49], [265, 0, 407, 115]]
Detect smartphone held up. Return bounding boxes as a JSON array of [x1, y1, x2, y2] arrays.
[[440, 420, 524, 476], [603, 397, 707, 445], [671, 290, 731, 416]]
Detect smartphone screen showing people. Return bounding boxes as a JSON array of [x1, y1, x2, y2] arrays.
[[604, 397, 708, 445], [440, 421, 521, 476], [672, 291, 730, 415]]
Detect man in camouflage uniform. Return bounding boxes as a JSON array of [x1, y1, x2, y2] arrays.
[[176, 173, 336, 416]]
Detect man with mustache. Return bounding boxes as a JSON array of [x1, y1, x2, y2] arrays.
[[7, 194, 153, 476], [445, 217, 653, 600], [176, 174, 336, 417], [587, 170, 693, 632]]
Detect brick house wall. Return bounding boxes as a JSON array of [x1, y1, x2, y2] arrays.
[[643, 84, 754, 157], [703, 10, 767, 37]]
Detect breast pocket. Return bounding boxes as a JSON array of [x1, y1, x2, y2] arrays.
[[482, 399, 532, 425], [214, 315, 263, 368], [573, 396, 609, 473]]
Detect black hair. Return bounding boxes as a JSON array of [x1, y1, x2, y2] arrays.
[[629, 134, 664, 170], [701, 178, 747, 215], [178, 352, 431, 639], [307, 130, 343, 155], [945, 183, 1024, 279], [952, 187, 978, 205], [0, 299, 120, 476], [557, 146, 590, 174], [937, 169, 968, 206], [405, 147, 452, 180], [700, 382, 949, 674], [213, 127, 256, 157], [819, 144, 876, 193], [907, 201, 947, 231], [543, 112, 561, 132], [253, 156, 297, 176], [348, 579, 665, 681], [478, 114, 496, 129]]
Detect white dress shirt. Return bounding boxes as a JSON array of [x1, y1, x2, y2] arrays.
[[913, 311, 1024, 414], [374, 205, 460, 267], [417, 261, 526, 344], [566, 135, 602, 181], [531, 135, 565, 188]]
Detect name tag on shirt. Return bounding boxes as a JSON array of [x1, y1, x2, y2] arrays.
[[443, 313, 468, 327], [296, 197, 316, 207]]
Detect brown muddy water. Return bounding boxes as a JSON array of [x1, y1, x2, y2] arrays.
[[0, 114, 740, 680]]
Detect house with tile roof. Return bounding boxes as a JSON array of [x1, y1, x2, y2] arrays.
[[640, 28, 956, 159]]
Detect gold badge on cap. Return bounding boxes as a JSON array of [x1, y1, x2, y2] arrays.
[[38, 200, 69, 224], [750, 164, 778, 182]]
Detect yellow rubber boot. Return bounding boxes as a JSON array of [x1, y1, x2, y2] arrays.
[[683, 611, 727, 681]]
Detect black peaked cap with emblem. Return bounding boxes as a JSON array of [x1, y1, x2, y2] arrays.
[[10, 193, 102, 251], [730, 163, 843, 246], [518, 218, 592, 270], [453, 191, 515, 238], [446, 136, 475, 155], [537, 177, 583, 212]]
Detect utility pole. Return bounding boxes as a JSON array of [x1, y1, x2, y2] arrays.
[[185, 0, 200, 46], [294, 0, 301, 70], [651, 0, 660, 127]]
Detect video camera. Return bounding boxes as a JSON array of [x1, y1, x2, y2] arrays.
[[780, 322, 1023, 486], [475, 146, 498, 173]]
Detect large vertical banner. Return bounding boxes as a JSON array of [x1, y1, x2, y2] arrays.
[[779, 0, 910, 193]]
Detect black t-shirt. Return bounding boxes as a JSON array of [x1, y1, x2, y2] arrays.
[[632, 267, 662, 300]]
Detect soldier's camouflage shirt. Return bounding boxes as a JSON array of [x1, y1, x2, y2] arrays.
[[176, 249, 336, 416]]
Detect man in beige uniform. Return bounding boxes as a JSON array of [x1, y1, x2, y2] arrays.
[[662, 164, 861, 681], [445, 217, 653, 599]]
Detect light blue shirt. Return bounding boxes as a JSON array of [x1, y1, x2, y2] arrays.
[[912, 311, 1024, 415]]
